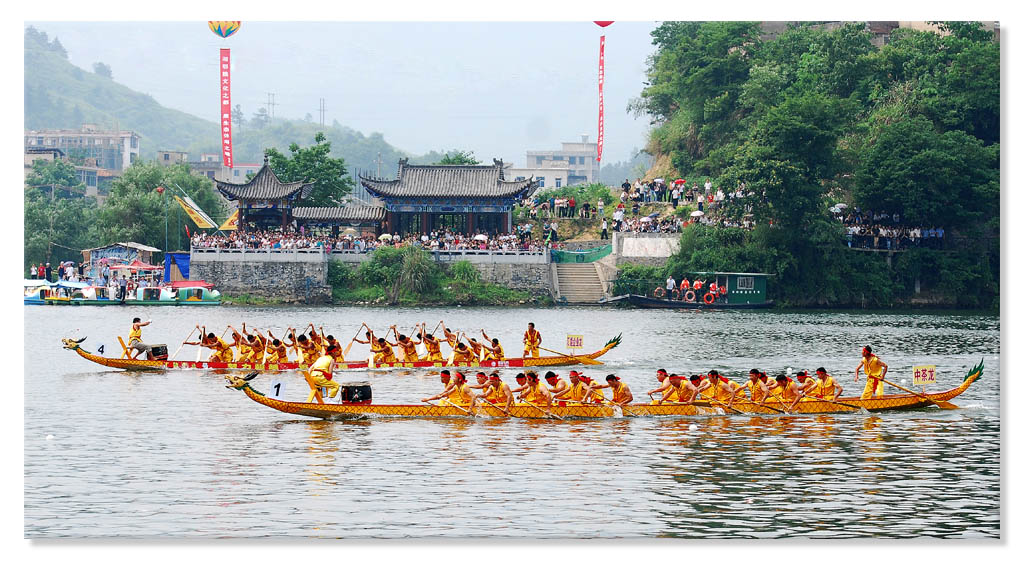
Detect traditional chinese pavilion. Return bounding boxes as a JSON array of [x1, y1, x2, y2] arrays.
[[358, 159, 537, 235], [292, 204, 386, 237], [214, 156, 314, 230]]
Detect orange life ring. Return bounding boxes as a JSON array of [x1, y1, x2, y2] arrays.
[[684, 290, 696, 303], [704, 292, 716, 305], [718, 285, 727, 296], [653, 287, 666, 298], [671, 289, 680, 300]]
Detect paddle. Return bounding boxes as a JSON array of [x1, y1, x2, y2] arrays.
[[430, 320, 443, 337], [343, 325, 363, 358], [879, 377, 958, 410], [538, 346, 601, 366], [798, 394, 866, 412], [521, 399, 564, 420], [478, 399, 513, 417], [425, 398, 473, 416], [171, 326, 197, 360], [701, 395, 746, 415]]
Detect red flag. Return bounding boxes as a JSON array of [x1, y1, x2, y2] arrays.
[[597, 35, 605, 162], [185, 224, 191, 238], [219, 48, 233, 168]]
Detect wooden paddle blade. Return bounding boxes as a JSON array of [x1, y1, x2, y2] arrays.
[[578, 357, 602, 365], [933, 400, 959, 410]]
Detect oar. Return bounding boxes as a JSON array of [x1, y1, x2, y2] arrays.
[[171, 326, 197, 360], [538, 346, 601, 366], [734, 398, 785, 414], [478, 399, 513, 417], [426, 398, 473, 416], [430, 320, 443, 337], [343, 325, 363, 357], [879, 377, 958, 410], [800, 394, 866, 412], [701, 395, 746, 415], [521, 399, 564, 420]]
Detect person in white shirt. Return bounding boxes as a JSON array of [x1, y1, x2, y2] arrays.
[[665, 276, 677, 292]]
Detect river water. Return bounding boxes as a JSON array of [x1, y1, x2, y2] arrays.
[[24, 305, 1000, 538]]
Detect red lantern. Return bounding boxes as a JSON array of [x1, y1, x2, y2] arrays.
[[156, 186, 165, 194], [594, 21, 614, 27]]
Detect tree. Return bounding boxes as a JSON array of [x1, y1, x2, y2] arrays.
[[264, 132, 354, 207], [25, 158, 84, 196], [92, 62, 112, 79], [436, 150, 481, 165], [24, 189, 98, 268], [232, 104, 246, 133], [251, 107, 270, 129], [93, 162, 224, 252]]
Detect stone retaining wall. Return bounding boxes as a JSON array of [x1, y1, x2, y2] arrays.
[[191, 252, 331, 304]]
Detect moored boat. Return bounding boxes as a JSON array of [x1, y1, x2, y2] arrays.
[[224, 361, 984, 420], [62, 334, 622, 371]]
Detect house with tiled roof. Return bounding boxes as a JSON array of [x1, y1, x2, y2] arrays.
[[214, 156, 315, 229], [359, 159, 538, 235]]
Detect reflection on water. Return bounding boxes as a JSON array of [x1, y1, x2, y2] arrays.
[[25, 306, 999, 538]]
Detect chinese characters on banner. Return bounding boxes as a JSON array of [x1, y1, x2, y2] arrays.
[[597, 35, 605, 162], [220, 48, 233, 168], [566, 335, 584, 349], [912, 365, 937, 386]]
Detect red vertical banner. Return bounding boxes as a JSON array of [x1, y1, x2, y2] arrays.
[[597, 35, 605, 162], [219, 48, 233, 168]]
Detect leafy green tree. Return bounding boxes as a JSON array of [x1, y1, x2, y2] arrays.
[[24, 189, 98, 269], [854, 116, 999, 230], [436, 150, 481, 165], [265, 132, 354, 207], [92, 62, 112, 78], [93, 162, 224, 252], [25, 158, 84, 196]]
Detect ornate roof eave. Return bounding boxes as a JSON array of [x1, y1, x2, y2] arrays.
[[213, 156, 315, 201]]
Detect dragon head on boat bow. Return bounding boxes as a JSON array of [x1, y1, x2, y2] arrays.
[[225, 372, 260, 392], [62, 337, 87, 351]]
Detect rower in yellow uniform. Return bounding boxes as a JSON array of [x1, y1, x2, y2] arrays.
[[521, 371, 552, 406], [438, 321, 459, 349], [731, 369, 770, 407], [768, 374, 803, 410], [510, 373, 529, 400], [677, 375, 706, 405], [585, 374, 633, 405], [543, 371, 569, 402], [305, 346, 340, 403], [814, 367, 843, 401], [551, 371, 587, 403], [579, 375, 606, 403], [419, 324, 445, 362], [474, 372, 514, 413], [228, 325, 254, 363], [795, 370, 820, 398], [243, 324, 267, 364], [467, 338, 485, 361], [391, 325, 421, 362], [185, 327, 233, 363], [647, 369, 671, 402], [423, 371, 474, 408], [522, 322, 542, 358], [292, 332, 318, 367], [325, 336, 346, 362], [307, 324, 325, 356], [480, 330, 505, 361], [263, 335, 289, 365], [450, 342, 475, 364], [854, 345, 888, 399], [660, 374, 687, 404]]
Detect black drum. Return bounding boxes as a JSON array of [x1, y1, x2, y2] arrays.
[[341, 383, 372, 405], [150, 344, 169, 360]]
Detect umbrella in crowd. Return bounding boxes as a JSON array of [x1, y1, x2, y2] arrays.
[[835, 203, 848, 209], [342, 227, 358, 235], [690, 210, 705, 217], [673, 179, 685, 185], [473, 234, 488, 241], [647, 212, 660, 218], [378, 234, 393, 241], [639, 216, 653, 223]]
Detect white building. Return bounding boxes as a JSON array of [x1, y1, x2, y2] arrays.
[[24, 124, 140, 172], [505, 135, 600, 189]]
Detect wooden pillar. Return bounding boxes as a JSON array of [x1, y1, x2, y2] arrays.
[[467, 212, 475, 235], [421, 211, 429, 235], [385, 211, 394, 234], [282, 201, 288, 230]]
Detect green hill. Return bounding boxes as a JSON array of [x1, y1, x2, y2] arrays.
[[22, 26, 433, 176]]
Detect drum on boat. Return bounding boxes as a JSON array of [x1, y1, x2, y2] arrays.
[[150, 344, 169, 360], [341, 382, 372, 405]]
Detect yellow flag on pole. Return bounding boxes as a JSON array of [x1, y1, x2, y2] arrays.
[[175, 195, 217, 229], [218, 209, 240, 231]]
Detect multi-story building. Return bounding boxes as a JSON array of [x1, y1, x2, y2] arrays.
[[505, 135, 600, 189], [156, 150, 189, 166], [24, 124, 140, 172], [186, 152, 260, 183]]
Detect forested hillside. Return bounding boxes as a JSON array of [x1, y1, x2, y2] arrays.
[[628, 22, 999, 308]]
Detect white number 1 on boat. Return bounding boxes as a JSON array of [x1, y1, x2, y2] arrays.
[[270, 381, 287, 399]]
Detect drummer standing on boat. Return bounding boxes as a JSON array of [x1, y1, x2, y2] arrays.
[[522, 323, 542, 358], [854, 346, 888, 398], [306, 346, 341, 402], [127, 317, 153, 359]]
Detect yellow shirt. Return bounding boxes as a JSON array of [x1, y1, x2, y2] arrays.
[[817, 377, 836, 399], [486, 344, 505, 361], [612, 382, 630, 403], [445, 382, 472, 406], [128, 325, 142, 344], [487, 382, 510, 403], [861, 355, 884, 378]]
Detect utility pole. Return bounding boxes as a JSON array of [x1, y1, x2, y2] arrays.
[[318, 98, 326, 128], [376, 152, 383, 177], [265, 93, 278, 123]]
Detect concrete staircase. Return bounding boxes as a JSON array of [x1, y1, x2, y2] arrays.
[[554, 263, 606, 304]]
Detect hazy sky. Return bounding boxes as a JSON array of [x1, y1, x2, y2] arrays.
[[28, 21, 659, 167]]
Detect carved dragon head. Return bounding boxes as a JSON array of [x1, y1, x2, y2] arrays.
[[225, 372, 259, 390], [62, 337, 87, 350]]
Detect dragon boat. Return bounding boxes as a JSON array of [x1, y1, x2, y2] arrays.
[[224, 361, 985, 420], [61, 334, 622, 372]]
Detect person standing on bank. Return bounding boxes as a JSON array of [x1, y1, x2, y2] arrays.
[[854, 345, 888, 399]]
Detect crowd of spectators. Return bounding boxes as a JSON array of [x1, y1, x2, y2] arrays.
[[837, 209, 945, 250]]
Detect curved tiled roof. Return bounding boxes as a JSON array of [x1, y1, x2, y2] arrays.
[[292, 205, 386, 222], [215, 162, 314, 200], [359, 159, 536, 199]]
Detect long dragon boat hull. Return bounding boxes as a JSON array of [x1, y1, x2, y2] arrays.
[[229, 362, 984, 419], [62, 334, 622, 372]]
